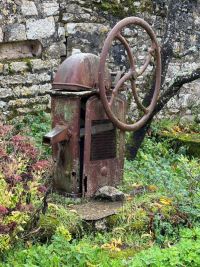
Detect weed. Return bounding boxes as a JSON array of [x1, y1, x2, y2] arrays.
[[0, 119, 200, 266], [10, 111, 51, 156], [0, 123, 52, 253]]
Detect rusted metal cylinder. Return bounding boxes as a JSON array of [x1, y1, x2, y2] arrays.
[[53, 53, 112, 91]]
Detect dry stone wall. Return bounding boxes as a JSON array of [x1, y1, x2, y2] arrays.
[[0, 0, 199, 122], [0, 0, 64, 118]]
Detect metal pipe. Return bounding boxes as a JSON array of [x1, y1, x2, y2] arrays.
[[43, 125, 71, 145]]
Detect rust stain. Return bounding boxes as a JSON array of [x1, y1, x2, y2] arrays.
[[55, 100, 75, 122]]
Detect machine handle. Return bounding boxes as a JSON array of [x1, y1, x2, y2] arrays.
[[98, 17, 161, 131], [43, 125, 71, 145]]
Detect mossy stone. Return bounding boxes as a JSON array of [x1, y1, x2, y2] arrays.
[[106, 214, 119, 228], [93, 0, 153, 18], [159, 131, 200, 158]]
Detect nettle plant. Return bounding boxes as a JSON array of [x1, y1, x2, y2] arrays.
[[0, 123, 52, 252]]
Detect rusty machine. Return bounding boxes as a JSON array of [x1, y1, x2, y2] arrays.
[[44, 17, 161, 198]]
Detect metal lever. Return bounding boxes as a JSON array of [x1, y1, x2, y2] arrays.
[[43, 125, 71, 145]]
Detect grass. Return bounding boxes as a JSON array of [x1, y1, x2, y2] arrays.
[[0, 113, 200, 266]]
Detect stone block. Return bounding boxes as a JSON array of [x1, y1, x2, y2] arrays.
[[0, 88, 13, 99], [0, 73, 51, 86], [21, 1, 38, 16], [14, 86, 32, 97], [30, 59, 59, 71], [65, 23, 109, 55], [45, 42, 66, 58], [180, 115, 195, 124], [95, 186, 125, 202], [62, 3, 102, 23], [8, 95, 49, 109], [58, 26, 65, 38], [0, 40, 42, 61], [0, 101, 6, 109], [30, 59, 46, 71], [187, 94, 200, 108], [5, 24, 27, 41], [0, 63, 4, 73], [38, 83, 52, 93], [178, 93, 190, 108], [17, 103, 48, 115], [14, 84, 52, 98], [62, 4, 89, 22], [168, 108, 180, 115], [0, 27, 3, 42], [10, 61, 28, 73], [31, 59, 52, 71], [26, 17, 55, 39], [65, 23, 76, 34], [42, 1, 59, 16]]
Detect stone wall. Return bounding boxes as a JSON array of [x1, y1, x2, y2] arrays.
[[0, 0, 64, 119], [0, 0, 199, 122]]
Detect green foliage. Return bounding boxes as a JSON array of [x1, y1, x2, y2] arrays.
[[7, 63, 14, 75], [1, 117, 200, 266], [0, 235, 10, 253], [93, 0, 153, 18], [11, 111, 51, 156], [123, 138, 200, 200], [94, 0, 135, 17], [151, 118, 180, 134], [120, 137, 200, 245], [24, 59, 32, 72], [48, 193, 82, 207], [2, 227, 200, 267], [128, 227, 200, 267], [151, 118, 200, 135], [0, 123, 51, 253], [2, 232, 122, 267], [151, 118, 200, 157], [55, 225, 72, 241], [36, 203, 83, 241]]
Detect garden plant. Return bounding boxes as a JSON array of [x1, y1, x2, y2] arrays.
[[0, 112, 199, 266]]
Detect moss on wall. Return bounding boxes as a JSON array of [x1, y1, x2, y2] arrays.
[[158, 131, 200, 158], [93, 0, 153, 18]]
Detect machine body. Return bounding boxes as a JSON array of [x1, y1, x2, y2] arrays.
[[44, 17, 161, 198], [44, 53, 126, 197]]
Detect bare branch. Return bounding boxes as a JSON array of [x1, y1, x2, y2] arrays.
[[128, 65, 200, 158], [173, 46, 199, 59]]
